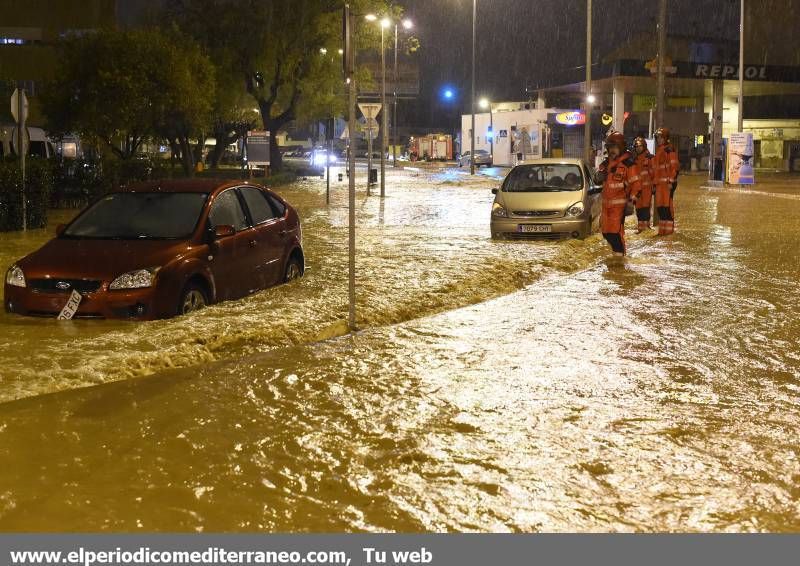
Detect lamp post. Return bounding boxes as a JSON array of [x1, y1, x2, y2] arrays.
[[470, 0, 476, 175], [584, 0, 593, 165], [393, 18, 413, 167], [479, 97, 492, 159], [380, 18, 390, 197], [738, 0, 745, 133], [345, 4, 356, 330]]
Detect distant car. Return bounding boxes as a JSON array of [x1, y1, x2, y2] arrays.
[[4, 179, 304, 320], [458, 149, 492, 167], [309, 149, 338, 167], [490, 158, 601, 240]]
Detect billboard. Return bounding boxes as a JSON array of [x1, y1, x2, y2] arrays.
[[727, 132, 755, 185]]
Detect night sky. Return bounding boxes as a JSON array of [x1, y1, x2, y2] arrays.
[[402, 0, 746, 125]]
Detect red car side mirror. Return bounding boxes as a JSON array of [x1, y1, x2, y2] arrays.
[[214, 224, 235, 239]]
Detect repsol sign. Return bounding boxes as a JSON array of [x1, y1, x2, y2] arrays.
[[695, 64, 767, 79]]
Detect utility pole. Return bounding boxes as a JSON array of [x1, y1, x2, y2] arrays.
[[380, 22, 387, 197], [656, 0, 667, 128], [345, 4, 357, 331], [393, 24, 399, 167], [470, 0, 476, 175], [738, 0, 745, 132], [584, 0, 593, 164]]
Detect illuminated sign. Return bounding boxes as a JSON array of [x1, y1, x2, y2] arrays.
[[601, 114, 613, 126], [555, 112, 586, 126]]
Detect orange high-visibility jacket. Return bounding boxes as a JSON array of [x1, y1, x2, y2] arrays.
[[653, 143, 679, 207], [634, 150, 655, 203], [600, 151, 642, 204]]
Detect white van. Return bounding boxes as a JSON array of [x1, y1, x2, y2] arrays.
[[0, 124, 56, 159]]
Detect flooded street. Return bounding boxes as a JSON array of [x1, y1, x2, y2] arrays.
[[1, 168, 588, 403], [0, 169, 799, 531]]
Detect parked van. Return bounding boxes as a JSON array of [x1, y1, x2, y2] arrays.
[[0, 124, 56, 159]]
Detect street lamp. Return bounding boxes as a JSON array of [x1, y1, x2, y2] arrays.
[[470, 0, 477, 175], [392, 18, 414, 167], [365, 14, 392, 197], [379, 17, 390, 197], [479, 97, 493, 160]]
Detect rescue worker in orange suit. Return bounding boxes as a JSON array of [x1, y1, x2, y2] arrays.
[[652, 127, 680, 235], [593, 132, 642, 256], [633, 136, 655, 233]]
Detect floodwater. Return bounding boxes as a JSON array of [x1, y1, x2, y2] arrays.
[[0, 168, 590, 403], [0, 169, 798, 532]]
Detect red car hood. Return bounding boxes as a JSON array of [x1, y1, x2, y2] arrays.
[[17, 237, 196, 281]]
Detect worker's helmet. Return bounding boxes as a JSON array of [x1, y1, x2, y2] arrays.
[[655, 127, 671, 142], [605, 131, 627, 151], [633, 136, 647, 152]]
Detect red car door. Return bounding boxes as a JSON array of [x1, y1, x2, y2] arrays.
[[238, 186, 286, 287], [207, 188, 257, 299]]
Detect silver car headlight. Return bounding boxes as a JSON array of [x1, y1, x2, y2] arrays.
[[109, 267, 160, 290], [566, 201, 585, 217], [492, 202, 508, 218], [5, 264, 26, 288]]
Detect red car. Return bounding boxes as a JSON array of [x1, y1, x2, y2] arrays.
[[4, 179, 304, 320]]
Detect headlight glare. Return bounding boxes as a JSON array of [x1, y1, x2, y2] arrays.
[[5, 264, 26, 288], [566, 201, 585, 217], [109, 268, 159, 290], [492, 202, 508, 218]]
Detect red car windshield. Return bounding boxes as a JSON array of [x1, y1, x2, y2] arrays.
[[63, 192, 209, 240]]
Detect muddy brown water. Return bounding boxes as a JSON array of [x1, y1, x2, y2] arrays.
[[0, 170, 798, 531]]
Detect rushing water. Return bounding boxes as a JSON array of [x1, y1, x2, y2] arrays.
[[0, 171, 798, 531], [0, 168, 600, 403]]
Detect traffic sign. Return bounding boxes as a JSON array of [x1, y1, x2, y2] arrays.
[[363, 117, 379, 133], [11, 126, 29, 156], [358, 102, 382, 119], [10, 88, 28, 124]]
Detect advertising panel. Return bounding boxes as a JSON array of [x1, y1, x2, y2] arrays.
[[727, 132, 755, 185]]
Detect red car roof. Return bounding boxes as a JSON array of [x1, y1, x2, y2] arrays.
[[121, 179, 253, 193]]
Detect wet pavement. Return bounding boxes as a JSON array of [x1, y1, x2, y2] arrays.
[[0, 169, 798, 531]]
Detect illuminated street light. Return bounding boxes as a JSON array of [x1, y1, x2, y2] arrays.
[[381, 17, 391, 29], [402, 19, 413, 30], [479, 98, 489, 109], [365, 13, 377, 21], [587, 94, 597, 104], [319, 47, 328, 55]]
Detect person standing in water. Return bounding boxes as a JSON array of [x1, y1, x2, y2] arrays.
[[594, 131, 642, 256]]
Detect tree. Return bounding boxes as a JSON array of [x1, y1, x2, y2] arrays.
[[164, 0, 397, 172], [42, 28, 215, 174]]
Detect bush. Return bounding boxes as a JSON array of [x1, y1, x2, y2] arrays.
[[0, 158, 54, 231], [50, 155, 172, 207]]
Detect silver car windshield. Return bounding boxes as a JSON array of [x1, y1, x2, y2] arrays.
[[503, 164, 583, 192]]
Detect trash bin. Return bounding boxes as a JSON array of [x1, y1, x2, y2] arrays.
[[369, 168, 378, 184]]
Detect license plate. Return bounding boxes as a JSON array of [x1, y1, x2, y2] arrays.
[[57, 289, 82, 320], [518, 224, 552, 233]]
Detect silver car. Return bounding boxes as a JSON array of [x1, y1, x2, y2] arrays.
[[490, 158, 601, 239], [459, 149, 492, 167]]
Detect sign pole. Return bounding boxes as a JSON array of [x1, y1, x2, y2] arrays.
[[17, 88, 27, 232], [367, 107, 373, 196], [326, 128, 331, 205], [380, 24, 387, 198]]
